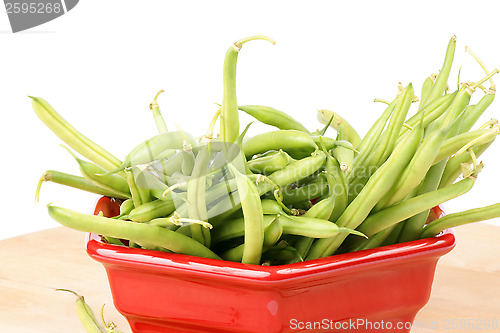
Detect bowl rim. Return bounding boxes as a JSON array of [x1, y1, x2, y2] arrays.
[[86, 228, 455, 282]]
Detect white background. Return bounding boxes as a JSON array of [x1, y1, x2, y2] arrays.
[[1, 0, 499, 240]]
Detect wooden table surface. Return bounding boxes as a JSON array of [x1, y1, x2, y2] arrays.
[[1, 224, 499, 332]]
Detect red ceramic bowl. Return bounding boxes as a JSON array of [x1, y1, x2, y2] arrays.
[[87, 198, 454, 333]]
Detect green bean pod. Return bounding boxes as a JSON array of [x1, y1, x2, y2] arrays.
[[459, 91, 495, 134], [325, 155, 348, 222], [432, 127, 498, 165], [332, 140, 354, 173], [424, 36, 456, 105], [56, 289, 106, 333], [279, 215, 364, 239], [149, 90, 168, 134], [35, 170, 128, 202], [238, 105, 310, 133], [307, 122, 424, 259], [418, 74, 436, 110], [439, 140, 494, 189], [31, 97, 123, 172], [187, 147, 210, 246], [212, 215, 276, 244], [242, 130, 318, 159], [229, 165, 265, 265], [317, 109, 361, 148], [126, 199, 178, 222], [247, 150, 293, 175], [48, 205, 220, 259], [421, 202, 500, 238], [358, 177, 475, 237], [220, 36, 275, 143], [119, 198, 135, 216]]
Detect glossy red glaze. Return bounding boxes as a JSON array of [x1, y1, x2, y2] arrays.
[[87, 199, 455, 333]]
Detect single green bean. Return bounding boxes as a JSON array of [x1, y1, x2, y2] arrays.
[[432, 126, 498, 165], [317, 109, 361, 148], [424, 36, 456, 105], [149, 90, 168, 133], [48, 204, 220, 258], [439, 140, 494, 189], [358, 178, 475, 237], [418, 74, 436, 110], [56, 289, 106, 333], [282, 173, 328, 205], [119, 198, 135, 216], [421, 202, 500, 238], [31, 96, 123, 172], [229, 164, 265, 265], [220, 36, 275, 143], [247, 150, 293, 175], [238, 105, 310, 133], [35, 170, 128, 203], [212, 215, 276, 244], [332, 140, 354, 172], [279, 215, 365, 239], [242, 130, 318, 159], [459, 94, 495, 135], [125, 198, 178, 222]]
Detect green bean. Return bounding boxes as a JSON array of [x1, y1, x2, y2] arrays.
[[55, 289, 106, 333], [358, 178, 475, 237], [126, 169, 144, 207], [421, 202, 500, 238], [439, 140, 494, 189], [307, 122, 423, 259], [119, 198, 134, 216], [325, 155, 348, 222], [238, 105, 310, 133], [187, 147, 210, 245], [459, 92, 495, 134], [242, 130, 318, 159], [418, 74, 436, 110], [332, 140, 354, 172], [49, 204, 219, 259], [181, 150, 195, 176], [304, 195, 335, 220], [432, 126, 498, 165], [374, 125, 451, 211], [212, 215, 276, 244], [229, 164, 265, 264], [31, 97, 123, 172], [260, 199, 285, 215], [149, 90, 168, 133], [62, 146, 131, 199], [125, 198, 178, 222], [311, 136, 338, 151], [279, 215, 364, 239], [221, 36, 275, 143], [247, 150, 293, 175], [424, 36, 456, 105], [219, 217, 282, 263], [316, 109, 361, 147], [35, 170, 128, 202]]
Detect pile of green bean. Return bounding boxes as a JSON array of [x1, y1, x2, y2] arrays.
[[35, 35, 500, 265]]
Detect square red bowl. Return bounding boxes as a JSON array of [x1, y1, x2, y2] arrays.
[[87, 198, 455, 333]]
